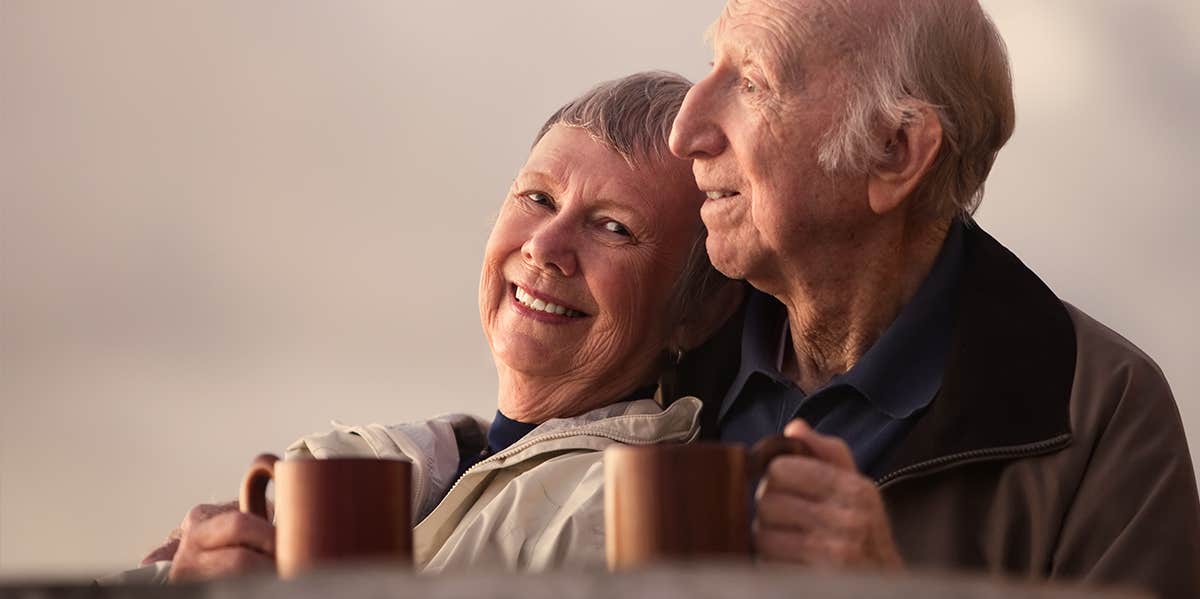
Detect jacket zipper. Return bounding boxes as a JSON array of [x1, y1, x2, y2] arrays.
[[875, 433, 1071, 489]]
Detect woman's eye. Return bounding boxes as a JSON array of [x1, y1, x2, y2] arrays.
[[603, 220, 633, 237]]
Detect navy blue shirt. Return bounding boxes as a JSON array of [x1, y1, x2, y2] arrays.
[[454, 410, 538, 481], [719, 221, 965, 478], [451, 384, 658, 482]]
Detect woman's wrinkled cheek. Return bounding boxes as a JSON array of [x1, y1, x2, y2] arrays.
[[578, 283, 646, 368], [574, 318, 625, 371], [477, 255, 508, 344]]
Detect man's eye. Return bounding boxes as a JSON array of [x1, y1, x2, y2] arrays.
[[523, 192, 553, 207], [741, 77, 758, 93], [603, 220, 633, 237]]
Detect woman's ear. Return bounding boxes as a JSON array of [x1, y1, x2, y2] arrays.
[[670, 281, 745, 353], [867, 104, 943, 215]]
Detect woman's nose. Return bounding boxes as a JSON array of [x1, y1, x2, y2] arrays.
[[521, 220, 578, 278], [669, 75, 728, 160]]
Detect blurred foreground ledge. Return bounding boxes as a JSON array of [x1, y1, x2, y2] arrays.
[[1, 563, 1149, 599]]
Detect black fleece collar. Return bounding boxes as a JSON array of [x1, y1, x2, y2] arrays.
[[877, 222, 1076, 478]]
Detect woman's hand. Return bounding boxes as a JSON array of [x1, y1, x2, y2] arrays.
[[141, 501, 239, 565], [143, 500, 276, 582], [167, 506, 276, 582]]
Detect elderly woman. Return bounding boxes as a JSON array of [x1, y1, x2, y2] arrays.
[[123, 71, 740, 582]]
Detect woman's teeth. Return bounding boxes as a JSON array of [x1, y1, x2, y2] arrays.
[[515, 286, 583, 317]]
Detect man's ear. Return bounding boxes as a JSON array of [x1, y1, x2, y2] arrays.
[[670, 281, 745, 353], [867, 104, 943, 215]]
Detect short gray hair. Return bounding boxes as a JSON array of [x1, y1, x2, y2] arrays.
[[534, 72, 731, 349], [533, 71, 692, 168], [817, 0, 1016, 219]]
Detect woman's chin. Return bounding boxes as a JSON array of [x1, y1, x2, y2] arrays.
[[491, 336, 574, 378]]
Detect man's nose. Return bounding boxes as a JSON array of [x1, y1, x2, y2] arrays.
[[521, 219, 578, 278], [669, 75, 728, 160]]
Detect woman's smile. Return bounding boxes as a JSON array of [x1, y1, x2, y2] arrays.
[[509, 283, 589, 323]]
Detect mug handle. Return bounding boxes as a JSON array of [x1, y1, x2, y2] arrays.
[[240, 453, 280, 520], [746, 434, 814, 481]]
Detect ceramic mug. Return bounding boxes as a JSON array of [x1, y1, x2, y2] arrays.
[[604, 436, 811, 570], [239, 454, 413, 578]]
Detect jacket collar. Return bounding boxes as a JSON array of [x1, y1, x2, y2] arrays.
[[876, 221, 1076, 482], [470, 396, 703, 474], [414, 396, 702, 558]]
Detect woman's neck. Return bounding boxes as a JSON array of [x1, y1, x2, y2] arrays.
[[494, 367, 653, 424]]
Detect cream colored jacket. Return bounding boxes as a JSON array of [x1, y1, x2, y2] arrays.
[[103, 396, 700, 582]]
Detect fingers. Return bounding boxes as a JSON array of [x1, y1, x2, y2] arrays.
[[783, 419, 856, 470], [181, 501, 240, 533], [168, 511, 277, 583], [756, 490, 864, 534], [140, 538, 181, 565], [144, 502, 240, 566], [754, 527, 867, 567], [169, 547, 274, 583], [754, 424, 904, 569], [189, 511, 276, 555], [759, 453, 866, 505], [754, 484, 895, 568]]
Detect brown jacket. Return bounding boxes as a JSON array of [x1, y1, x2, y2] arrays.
[[672, 223, 1200, 598]]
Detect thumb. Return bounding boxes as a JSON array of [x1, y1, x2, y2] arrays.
[[782, 417, 857, 470], [141, 538, 181, 565], [783, 418, 812, 438]]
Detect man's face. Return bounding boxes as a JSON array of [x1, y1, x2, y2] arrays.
[[670, 0, 871, 288]]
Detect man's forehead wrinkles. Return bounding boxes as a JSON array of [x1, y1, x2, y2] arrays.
[[726, 0, 809, 32], [720, 0, 855, 47], [712, 2, 807, 82]]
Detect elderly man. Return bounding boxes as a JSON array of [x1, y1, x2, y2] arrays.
[[667, 1, 1200, 597]]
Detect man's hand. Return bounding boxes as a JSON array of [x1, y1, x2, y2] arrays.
[[753, 419, 904, 569], [167, 508, 276, 582]]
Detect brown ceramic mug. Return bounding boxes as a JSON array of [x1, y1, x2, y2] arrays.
[[239, 454, 414, 578], [604, 436, 811, 570]]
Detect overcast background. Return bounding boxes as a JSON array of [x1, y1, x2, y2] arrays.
[[2, 0, 1198, 579]]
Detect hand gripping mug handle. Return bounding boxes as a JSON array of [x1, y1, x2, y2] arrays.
[[746, 434, 814, 481], [240, 453, 280, 520]]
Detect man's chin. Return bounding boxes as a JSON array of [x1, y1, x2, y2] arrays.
[[705, 235, 758, 281]]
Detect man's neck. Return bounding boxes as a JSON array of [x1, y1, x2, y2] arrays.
[[765, 217, 952, 393]]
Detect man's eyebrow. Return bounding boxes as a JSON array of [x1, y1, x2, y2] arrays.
[[702, 19, 772, 73]]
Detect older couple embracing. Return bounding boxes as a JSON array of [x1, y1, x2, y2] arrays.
[[124, 0, 1200, 596]]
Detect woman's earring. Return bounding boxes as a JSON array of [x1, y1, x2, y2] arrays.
[[657, 346, 686, 406]]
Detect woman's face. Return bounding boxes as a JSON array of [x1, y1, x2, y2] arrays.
[[479, 125, 703, 421]]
